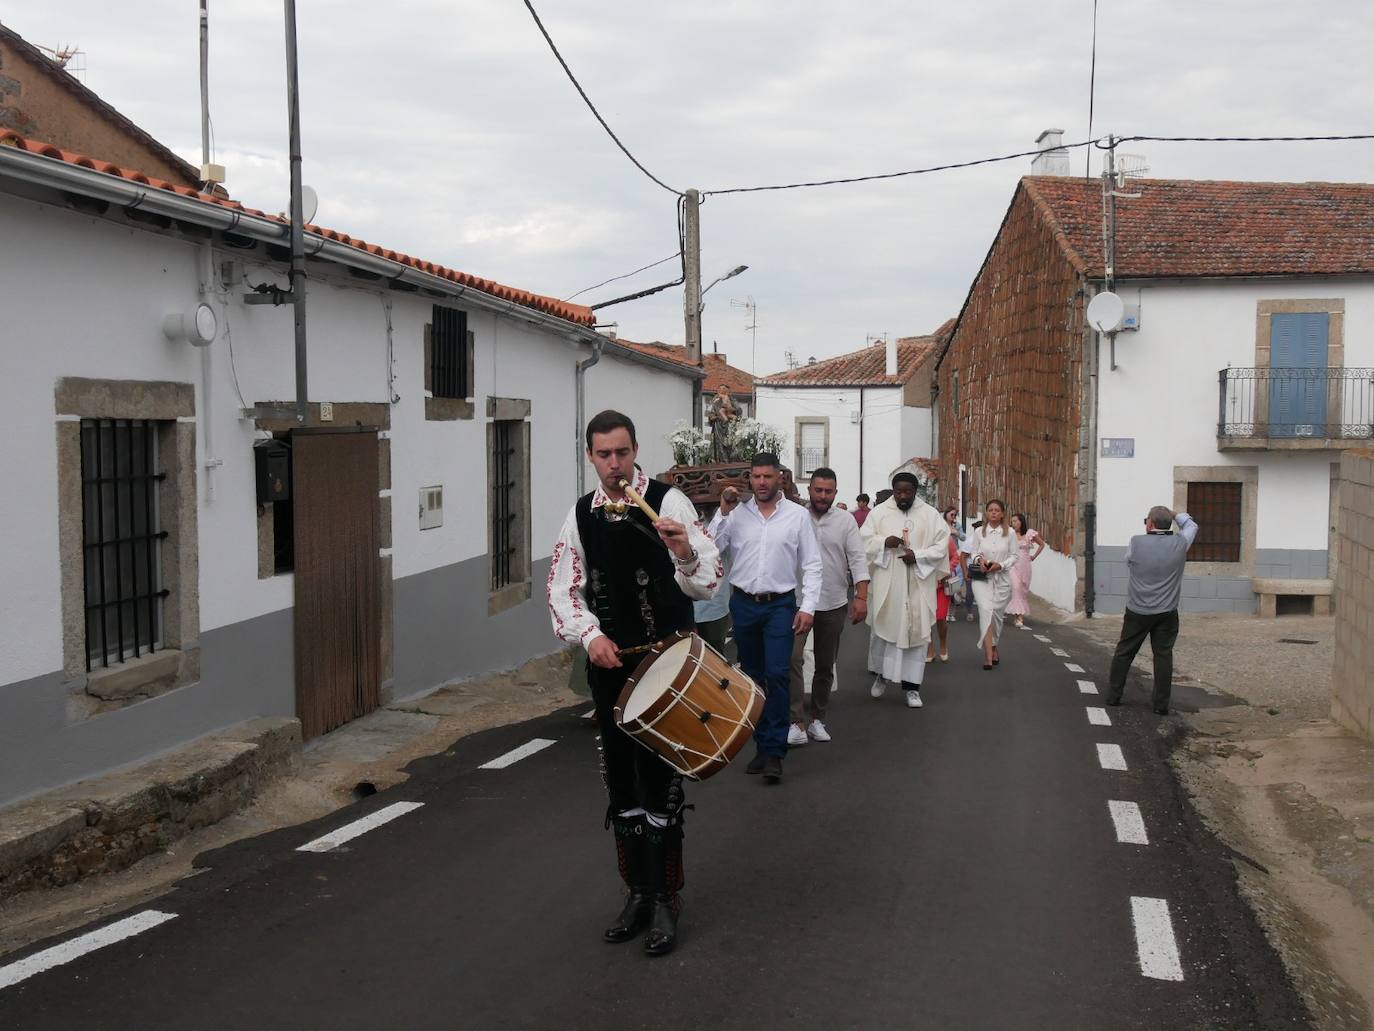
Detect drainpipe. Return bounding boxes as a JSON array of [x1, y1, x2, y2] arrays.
[[857, 387, 865, 494], [198, 0, 222, 498], [1083, 283, 1102, 617], [574, 339, 604, 495]]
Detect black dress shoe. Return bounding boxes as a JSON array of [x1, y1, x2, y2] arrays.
[[763, 756, 783, 783], [603, 891, 652, 943], [1104, 698, 1122, 707], [745, 753, 766, 775], [644, 894, 680, 956], [1153, 706, 1170, 716]]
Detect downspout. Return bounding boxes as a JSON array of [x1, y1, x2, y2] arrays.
[[857, 387, 865, 494], [198, 0, 222, 499], [575, 338, 604, 495], [1083, 281, 1101, 617]]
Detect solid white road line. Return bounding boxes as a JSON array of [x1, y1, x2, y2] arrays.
[[0, 911, 177, 990], [296, 801, 425, 853], [1077, 679, 1099, 694], [478, 737, 557, 771], [1131, 896, 1185, 981], [1109, 800, 1150, 845], [1065, 663, 1086, 673], [1051, 647, 1070, 657], [1087, 706, 1113, 726], [1034, 635, 1052, 643], [1097, 743, 1128, 771]]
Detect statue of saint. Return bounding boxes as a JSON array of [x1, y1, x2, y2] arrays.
[[706, 386, 739, 463]]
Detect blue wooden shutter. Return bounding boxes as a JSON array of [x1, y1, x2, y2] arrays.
[[1269, 312, 1329, 436]]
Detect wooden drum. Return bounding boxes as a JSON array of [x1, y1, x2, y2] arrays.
[[613, 632, 764, 780]]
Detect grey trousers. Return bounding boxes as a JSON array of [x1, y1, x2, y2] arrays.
[[789, 603, 848, 723]]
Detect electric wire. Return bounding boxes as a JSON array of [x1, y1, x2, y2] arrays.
[[520, 0, 681, 196], [566, 251, 681, 300], [1085, 0, 1098, 179]]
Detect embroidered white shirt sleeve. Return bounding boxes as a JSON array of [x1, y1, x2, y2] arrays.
[[660, 487, 723, 601], [546, 506, 602, 647]]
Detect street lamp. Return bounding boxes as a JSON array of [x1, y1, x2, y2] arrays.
[[701, 264, 748, 304]]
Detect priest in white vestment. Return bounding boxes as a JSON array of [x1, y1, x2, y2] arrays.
[[860, 473, 950, 708]]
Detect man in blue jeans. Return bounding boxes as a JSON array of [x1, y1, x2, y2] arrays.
[[710, 453, 822, 783]]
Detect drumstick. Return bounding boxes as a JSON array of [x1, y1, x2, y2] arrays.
[[618, 479, 662, 522]]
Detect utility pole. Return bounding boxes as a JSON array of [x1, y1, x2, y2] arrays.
[[284, 0, 309, 423], [682, 188, 702, 427], [683, 188, 702, 365]]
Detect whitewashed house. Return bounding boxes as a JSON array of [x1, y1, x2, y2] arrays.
[[0, 129, 699, 806], [935, 145, 1374, 615], [754, 328, 947, 501]]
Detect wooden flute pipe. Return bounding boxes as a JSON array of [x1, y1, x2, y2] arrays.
[[618, 479, 661, 521]]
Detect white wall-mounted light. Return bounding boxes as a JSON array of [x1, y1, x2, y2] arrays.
[[163, 302, 219, 347]]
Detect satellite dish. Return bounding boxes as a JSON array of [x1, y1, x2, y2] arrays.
[[1087, 291, 1125, 333], [301, 185, 319, 224]]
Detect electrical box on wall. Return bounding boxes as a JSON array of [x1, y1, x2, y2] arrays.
[[254, 438, 291, 504], [1121, 304, 1141, 331], [419, 486, 443, 530]]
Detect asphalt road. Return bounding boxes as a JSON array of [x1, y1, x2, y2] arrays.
[[0, 618, 1309, 1030]]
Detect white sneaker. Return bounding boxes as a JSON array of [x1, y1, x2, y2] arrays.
[[906, 690, 923, 708], [870, 677, 887, 699], [787, 722, 808, 746], [807, 719, 831, 742]]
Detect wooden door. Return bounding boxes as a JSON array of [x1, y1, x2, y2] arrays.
[[292, 429, 381, 739]]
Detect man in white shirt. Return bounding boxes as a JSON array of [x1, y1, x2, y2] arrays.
[[547, 410, 721, 957], [710, 452, 823, 783], [787, 467, 869, 745]]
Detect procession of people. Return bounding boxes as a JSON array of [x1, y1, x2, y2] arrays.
[[548, 408, 1194, 958]]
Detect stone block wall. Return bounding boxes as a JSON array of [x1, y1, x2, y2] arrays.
[[1332, 449, 1374, 740], [935, 183, 1085, 573]]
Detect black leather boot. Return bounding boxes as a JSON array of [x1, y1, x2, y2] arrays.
[[604, 814, 652, 944], [643, 823, 684, 956]]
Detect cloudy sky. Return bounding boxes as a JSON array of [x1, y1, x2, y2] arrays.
[[7, 2, 1372, 375]]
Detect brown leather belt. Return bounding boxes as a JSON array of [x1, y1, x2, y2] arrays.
[[739, 589, 795, 604]]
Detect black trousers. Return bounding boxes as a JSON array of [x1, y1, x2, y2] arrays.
[[590, 662, 681, 815], [1107, 608, 1180, 708]]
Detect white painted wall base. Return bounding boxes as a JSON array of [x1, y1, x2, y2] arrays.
[[1030, 546, 1079, 612]]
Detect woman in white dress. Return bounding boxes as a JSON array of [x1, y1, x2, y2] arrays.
[[969, 499, 1019, 670]]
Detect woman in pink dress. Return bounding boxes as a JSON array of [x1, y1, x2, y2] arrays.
[[1007, 513, 1045, 629]]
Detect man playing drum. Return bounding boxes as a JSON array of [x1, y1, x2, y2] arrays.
[[547, 410, 722, 957]]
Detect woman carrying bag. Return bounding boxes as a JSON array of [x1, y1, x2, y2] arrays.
[[968, 499, 1019, 671]]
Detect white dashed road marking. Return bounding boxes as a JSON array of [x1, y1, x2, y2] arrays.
[[583, 708, 597, 720], [479, 737, 557, 770], [1109, 801, 1150, 845], [1051, 647, 1070, 657], [0, 911, 178, 991], [1097, 743, 1128, 771], [1034, 635, 1052, 643], [1131, 897, 1185, 981], [297, 801, 425, 853], [1087, 706, 1112, 726], [1077, 679, 1099, 694], [1065, 663, 1086, 673]]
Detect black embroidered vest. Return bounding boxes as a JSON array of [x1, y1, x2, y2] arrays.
[[575, 479, 694, 650]]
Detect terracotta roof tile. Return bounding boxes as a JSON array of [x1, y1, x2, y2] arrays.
[[1024, 175, 1374, 279], [613, 339, 754, 394], [758, 330, 945, 386], [0, 129, 596, 326]]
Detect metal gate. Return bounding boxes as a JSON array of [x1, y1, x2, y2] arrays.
[[292, 429, 381, 739]]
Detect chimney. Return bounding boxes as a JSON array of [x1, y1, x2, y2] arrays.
[[884, 337, 898, 376], [1031, 128, 1070, 176]]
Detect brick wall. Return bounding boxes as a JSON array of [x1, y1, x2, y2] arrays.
[[1331, 449, 1374, 740], [935, 184, 1087, 574]]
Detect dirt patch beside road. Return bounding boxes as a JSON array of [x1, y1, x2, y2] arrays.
[[1051, 605, 1374, 1029]]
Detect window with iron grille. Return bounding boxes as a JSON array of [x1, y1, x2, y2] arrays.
[[796, 418, 828, 478], [80, 419, 168, 669], [1186, 481, 1243, 563], [431, 305, 470, 400], [490, 420, 518, 591]]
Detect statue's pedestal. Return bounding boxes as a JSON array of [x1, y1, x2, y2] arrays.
[[660, 462, 751, 506]]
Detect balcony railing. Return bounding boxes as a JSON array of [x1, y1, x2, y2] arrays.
[[1218, 366, 1374, 447]]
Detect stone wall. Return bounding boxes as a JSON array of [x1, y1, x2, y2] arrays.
[[935, 183, 1086, 568], [1331, 449, 1374, 740]]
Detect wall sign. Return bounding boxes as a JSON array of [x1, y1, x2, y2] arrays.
[[1101, 437, 1135, 458]]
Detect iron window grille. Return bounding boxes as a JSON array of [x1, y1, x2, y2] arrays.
[[80, 418, 168, 670], [491, 420, 517, 590], [1186, 481, 1243, 563], [431, 305, 470, 400]]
